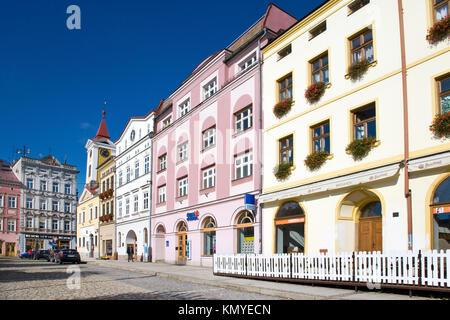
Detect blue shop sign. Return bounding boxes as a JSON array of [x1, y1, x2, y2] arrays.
[[245, 194, 256, 211], [187, 210, 199, 221]]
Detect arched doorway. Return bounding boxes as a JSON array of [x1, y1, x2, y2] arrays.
[[155, 225, 166, 262], [176, 221, 187, 265], [236, 211, 255, 254], [275, 201, 305, 253], [358, 201, 382, 252], [202, 217, 216, 256], [126, 230, 137, 260], [431, 176, 450, 250]]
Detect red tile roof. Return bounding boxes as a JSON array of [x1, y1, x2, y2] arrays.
[[92, 110, 111, 141], [0, 160, 22, 187]]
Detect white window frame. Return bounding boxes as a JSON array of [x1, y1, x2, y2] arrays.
[[238, 53, 257, 74], [52, 200, 59, 212], [52, 182, 59, 193], [64, 183, 71, 194], [8, 197, 16, 208], [118, 171, 123, 186], [7, 220, 16, 232], [235, 152, 253, 180], [125, 198, 130, 215], [158, 185, 166, 203], [40, 180, 47, 191], [0, 195, 3, 207], [162, 116, 172, 129], [178, 142, 188, 162], [178, 177, 188, 197], [64, 221, 71, 231], [126, 167, 131, 182], [26, 198, 33, 209], [26, 218, 33, 228], [144, 156, 150, 174], [134, 195, 139, 213], [40, 199, 47, 210], [143, 192, 149, 210], [235, 107, 253, 133], [135, 161, 140, 179], [202, 167, 216, 189], [26, 178, 34, 189], [179, 98, 190, 118], [118, 200, 123, 217], [203, 127, 216, 150], [203, 77, 217, 100]]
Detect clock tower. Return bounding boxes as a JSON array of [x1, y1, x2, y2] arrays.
[[85, 110, 116, 185]]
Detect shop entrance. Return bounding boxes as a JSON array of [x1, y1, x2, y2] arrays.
[[126, 230, 137, 260], [5, 243, 16, 256], [358, 202, 382, 252], [176, 221, 188, 265], [431, 176, 450, 250], [275, 202, 305, 254]]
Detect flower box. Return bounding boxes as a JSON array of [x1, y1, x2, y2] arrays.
[[305, 82, 326, 104], [100, 213, 114, 223], [429, 112, 450, 138], [273, 99, 293, 118], [274, 162, 292, 181], [304, 151, 330, 170], [347, 59, 371, 80], [426, 16, 450, 45], [346, 137, 377, 160]]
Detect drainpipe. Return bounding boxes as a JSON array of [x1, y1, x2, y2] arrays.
[[257, 28, 267, 254], [397, 0, 413, 250], [148, 131, 154, 262]]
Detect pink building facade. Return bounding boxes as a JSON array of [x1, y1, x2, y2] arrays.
[[0, 160, 22, 256], [150, 4, 297, 266]]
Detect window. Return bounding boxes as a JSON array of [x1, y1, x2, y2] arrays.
[[52, 200, 59, 212], [89, 208, 92, 220], [26, 178, 34, 189], [64, 183, 71, 194], [235, 107, 253, 133], [235, 152, 253, 180], [64, 202, 71, 213], [110, 201, 113, 214], [0, 196, 3, 207], [143, 192, 149, 210], [8, 197, 16, 208], [88, 165, 91, 178], [134, 195, 139, 212], [438, 74, 450, 114], [40, 180, 47, 191], [203, 217, 216, 256], [434, 0, 449, 22], [40, 200, 47, 210], [179, 98, 190, 117], [26, 218, 32, 228], [203, 127, 216, 149], [203, 78, 218, 100], [26, 198, 33, 209], [279, 135, 294, 165], [277, 44, 292, 60], [135, 161, 140, 179], [125, 198, 130, 215], [126, 167, 131, 182], [202, 167, 216, 189], [118, 201, 123, 217], [278, 74, 293, 102], [311, 53, 329, 84], [102, 181, 106, 193], [353, 103, 376, 140], [52, 220, 58, 230], [348, 0, 370, 15], [178, 143, 188, 162], [0, 219, 2, 231], [82, 212, 85, 223], [52, 182, 59, 193], [158, 185, 166, 203], [162, 116, 172, 129], [7, 220, 16, 232], [312, 121, 331, 153], [178, 177, 188, 197], [144, 156, 150, 174], [102, 203, 106, 216], [95, 206, 98, 219], [236, 211, 255, 254], [118, 171, 123, 186], [238, 53, 257, 73], [350, 28, 374, 65], [159, 154, 167, 171], [309, 21, 327, 40], [110, 176, 114, 189], [64, 221, 70, 231]]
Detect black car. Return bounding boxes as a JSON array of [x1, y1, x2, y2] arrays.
[[55, 249, 81, 264], [49, 249, 61, 262], [34, 250, 50, 261]]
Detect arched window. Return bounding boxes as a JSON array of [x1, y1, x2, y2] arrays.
[[236, 211, 254, 254], [432, 177, 450, 250], [177, 221, 187, 232], [203, 217, 216, 256], [275, 202, 305, 254], [360, 202, 382, 218]]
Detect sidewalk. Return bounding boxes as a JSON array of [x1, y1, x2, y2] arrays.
[[83, 258, 432, 300]]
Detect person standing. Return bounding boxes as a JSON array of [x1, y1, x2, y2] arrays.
[[127, 246, 134, 262]]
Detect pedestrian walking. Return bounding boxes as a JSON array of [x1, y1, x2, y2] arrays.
[[127, 246, 134, 262]]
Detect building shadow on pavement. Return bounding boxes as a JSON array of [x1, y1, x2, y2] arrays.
[[0, 268, 101, 283], [86, 290, 208, 300]]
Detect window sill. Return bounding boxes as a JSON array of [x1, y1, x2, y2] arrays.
[[231, 175, 253, 186], [201, 145, 216, 153], [156, 202, 166, 208], [232, 127, 253, 139], [345, 140, 380, 154], [157, 168, 167, 175], [345, 60, 377, 79], [176, 158, 188, 166], [199, 187, 216, 195], [176, 195, 188, 202]]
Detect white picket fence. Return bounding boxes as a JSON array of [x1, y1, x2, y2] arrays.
[[213, 250, 450, 289]]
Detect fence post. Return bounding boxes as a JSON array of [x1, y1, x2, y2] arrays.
[[352, 251, 357, 292], [245, 254, 248, 276], [418, 250, 422, 287]]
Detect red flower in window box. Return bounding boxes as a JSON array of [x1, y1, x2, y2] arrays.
[[347, 59, 371, 80], [304, 82, 326, 104], [429, 112, 450, 138], [273, 162, 292, 180], [346, 137, 377, 160], [426, 16, 450, 45], [273, 98, 293, 118], [304, 151, 330, 170]]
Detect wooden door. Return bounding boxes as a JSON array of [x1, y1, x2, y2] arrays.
[[358, 217, 382, 252], [6, 243, 15, 256], [177, 233, 187, 265]]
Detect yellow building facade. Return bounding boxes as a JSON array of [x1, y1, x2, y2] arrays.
[[98, 156, 115, 258], [260, 0, 450, 254]]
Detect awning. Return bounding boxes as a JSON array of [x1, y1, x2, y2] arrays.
[[260, 163, 400, 203], [408, 151, 450, 172]]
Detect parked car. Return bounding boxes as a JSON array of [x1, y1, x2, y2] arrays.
[[48, 249, 61, 262], [20, 251, 35, 259], [55, 249, 81, 264], [34, 250, 50, 261]]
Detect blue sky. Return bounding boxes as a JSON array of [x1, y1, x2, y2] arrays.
[[0, 0, 324, 195]]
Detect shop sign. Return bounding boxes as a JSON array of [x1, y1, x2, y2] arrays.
[[166, 240, 169, 247], [245, 194, 256, 211], [187, 210, 199, 221], [433, 206, 450, 214]]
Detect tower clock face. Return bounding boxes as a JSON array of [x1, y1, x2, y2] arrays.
[[100, 149, 110, 158], [130, 130, 135, 142]]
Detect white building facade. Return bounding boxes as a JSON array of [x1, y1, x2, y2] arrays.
[[115, 111, 154, 261], [260, 0, 450, 255]]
